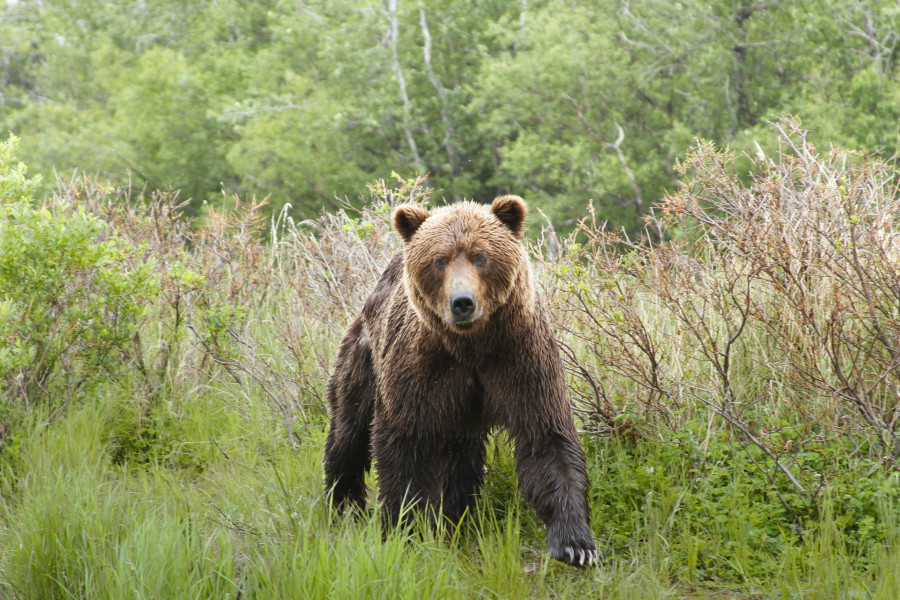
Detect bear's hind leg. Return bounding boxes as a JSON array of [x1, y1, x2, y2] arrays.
[[441, 436, 487, 524], [324, 318, 376, 512]]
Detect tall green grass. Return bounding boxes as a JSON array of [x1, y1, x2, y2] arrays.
[[2, 381, 898, 599]]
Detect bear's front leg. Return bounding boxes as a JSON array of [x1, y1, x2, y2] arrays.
[[371, 420, 445, 526], [482, 344, 598, 566], [512, 429, 597, 566]]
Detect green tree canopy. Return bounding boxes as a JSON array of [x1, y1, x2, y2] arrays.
[[2, 0, 899, 230]]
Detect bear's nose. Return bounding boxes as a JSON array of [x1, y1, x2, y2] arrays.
[[450, 292, 476, 320]]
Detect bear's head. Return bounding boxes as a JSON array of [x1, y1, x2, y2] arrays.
[[391, 195, 530, 335]]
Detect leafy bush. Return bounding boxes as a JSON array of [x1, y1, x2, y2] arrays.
[[0, 136, 157, 413], [586, 427, 900, 583]]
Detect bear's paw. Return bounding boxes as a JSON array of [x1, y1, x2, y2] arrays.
[[547, 521, 600, 567]]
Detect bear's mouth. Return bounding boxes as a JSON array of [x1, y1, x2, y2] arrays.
[[449, 314, 486, 332], [443, 304, 485, 331]]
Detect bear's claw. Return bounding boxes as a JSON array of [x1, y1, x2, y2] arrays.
[[555, 545, 599, 567], [577, 548, 599, 566]]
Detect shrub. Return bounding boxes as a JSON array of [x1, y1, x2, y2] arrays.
[[538, 117, 900, 519], [0, 136, 157, 415], [166, 174, 429, 444]]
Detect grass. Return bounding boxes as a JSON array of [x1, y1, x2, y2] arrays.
[[1, 379, 898, 599]]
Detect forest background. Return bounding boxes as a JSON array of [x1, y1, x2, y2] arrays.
[[3, 0, 900, 229]]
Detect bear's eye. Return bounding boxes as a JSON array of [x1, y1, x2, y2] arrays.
[[473, 253, 487, 267], [433, 257, 447, 270]]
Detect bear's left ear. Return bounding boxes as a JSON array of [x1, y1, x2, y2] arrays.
[[491, 195, 528, 237], [392, 204, 431, 243]]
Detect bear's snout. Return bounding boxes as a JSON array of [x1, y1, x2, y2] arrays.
[[450, 291, 476, 320], [444, 256, 484, 327]]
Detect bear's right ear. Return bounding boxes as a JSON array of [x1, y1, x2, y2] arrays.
[[392, 204, 431, 243]]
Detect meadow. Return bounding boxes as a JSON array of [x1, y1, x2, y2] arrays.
[[2, 122, 900, 599]]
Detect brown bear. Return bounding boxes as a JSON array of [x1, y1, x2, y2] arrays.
[[323, 195, 597, 566]]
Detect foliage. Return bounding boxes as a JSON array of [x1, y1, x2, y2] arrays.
[[0, 135, 41, 203], [0, 137, 157, 415], [587, 428, 900, 583], [4, 1, 900, 231]]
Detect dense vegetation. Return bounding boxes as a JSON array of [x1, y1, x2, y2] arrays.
[[2, 120, 900, 597], [3, 0, 900, 230], [3, 0, 900, 596]]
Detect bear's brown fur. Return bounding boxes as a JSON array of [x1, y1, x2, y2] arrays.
[[324, 195, 596, 566]]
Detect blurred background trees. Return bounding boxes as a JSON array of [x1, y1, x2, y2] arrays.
[[2, 0, 899, 230]]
